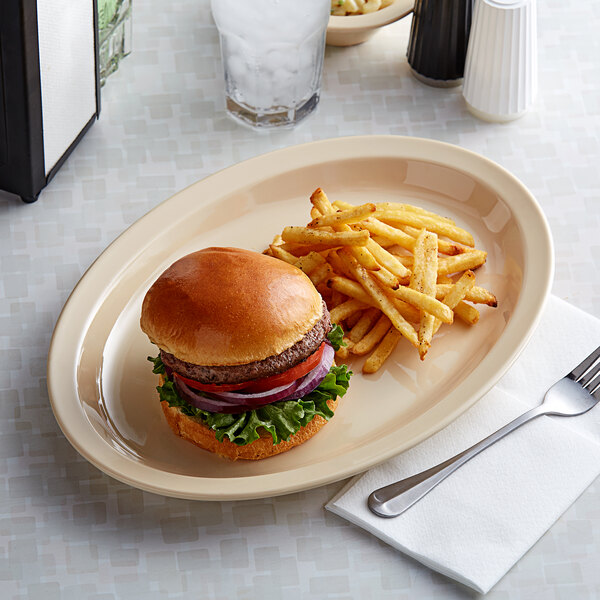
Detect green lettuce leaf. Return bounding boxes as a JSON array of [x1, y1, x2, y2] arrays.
[[148, 354, 166, 375], [149, 355, 352, 446], [327, 323, 346, 351]]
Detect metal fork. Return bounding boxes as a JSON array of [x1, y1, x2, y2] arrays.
[[368, 345, 600, 518]]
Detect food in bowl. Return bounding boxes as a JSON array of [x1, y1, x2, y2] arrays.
[[331, 0, 395, 16]]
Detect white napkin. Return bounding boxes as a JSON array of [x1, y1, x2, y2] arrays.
[[326, 296, 600, 594]]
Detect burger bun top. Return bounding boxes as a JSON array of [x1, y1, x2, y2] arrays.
[[140, 247, 323, 366]]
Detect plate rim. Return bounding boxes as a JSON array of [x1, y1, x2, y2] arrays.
[[47, 135, 554, 500]]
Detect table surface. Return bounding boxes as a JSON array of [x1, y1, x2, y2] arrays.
[[2, 1, 599, 598]]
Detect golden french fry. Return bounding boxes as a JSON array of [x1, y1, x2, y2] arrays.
[[437, 251, 487, 275], [327, 276, 377, 307], [309, 203, 376, 228], [310, 206, 322, 220], [436, 283, 497, 307], [326, 250, 356, 280], [392, 298, 421, 323], [390, 285, 453, 323], [348, 307, 381, 343], [363, 329, 402, 374], [376, 209, 475, 247], [375, 202, 455, 225], [341, 249, 419, 348], [329, 298, 370, 324], [454, 301, 480, 325], [308, 262, 333, 286], [410, 230, 438, 360], [365, 238, 411, 282], [335, 340, 352, 361], [348, 245, 381, 271], [352, 315, 392, 355], [310, 188, 336, 215], [402, 225, 466, 256], [332, 199, 353, 211], [345, 310, 364, 330], [371, 267, 400, 290], [370, 235, 397, 249], [282, 226, 369, 247], [330, 289, 347, 309], [361, 218, 415, 251], [432, 270, 476, 334], [294, 251, 326, 275], [269, 244, 297, 264]]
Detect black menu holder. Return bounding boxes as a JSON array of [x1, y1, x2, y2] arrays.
[[0, 0, 101, 203]]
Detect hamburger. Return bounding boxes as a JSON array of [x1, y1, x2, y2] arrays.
[[140, 247, 351, 460]]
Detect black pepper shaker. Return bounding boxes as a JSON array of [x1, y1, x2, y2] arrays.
[[407, 0, 473, 87]]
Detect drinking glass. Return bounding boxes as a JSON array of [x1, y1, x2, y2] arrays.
[[211, 0, 330, 129]]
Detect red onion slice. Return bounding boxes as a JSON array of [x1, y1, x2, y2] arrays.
[[204, 379, 300, 406], [284, 342, 334, 401], [173, 377, 256, 414]]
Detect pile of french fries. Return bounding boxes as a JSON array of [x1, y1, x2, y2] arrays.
[[265, 188, 497, 374]]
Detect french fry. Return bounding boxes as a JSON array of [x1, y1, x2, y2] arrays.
[[294, 251, 326, 275], [371, 266, 400, 290], [432, 270, 476, 334], [335, 339, 352, 361], [330, 289, 347, 309], [329, 298, 370, 324], [436, 283, 497, 307], [365, 238, 411, 282], [389, 285, 453, 323], [437, 251, 487, 275], [352, 315, 392, 355], [332, 199, 353, 211], [282, 226, 369, 247], [345, 310, 364, 330], [402, 225, 466, 256], [376, 209, 475, 247], [376, 202, 455, 224], [361, 218, 416, 251], [454, 301, 480, 325], [310, 187, 336, 215], [341, 249, 419, 348], [308, 262, 333, 286], [410, 230, 438, 360], [327, 250, 356, 280], [327, 276, 377, 307], [310, 206, 322, 220], [363, 329, 402, 374], [269, 244, 297, 264], [309, 203, 376, 228], [348, 307, 381, 343], [348, 245, 381, 271]]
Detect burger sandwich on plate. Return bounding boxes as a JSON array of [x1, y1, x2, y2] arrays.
[[140, 247, 351, 460]]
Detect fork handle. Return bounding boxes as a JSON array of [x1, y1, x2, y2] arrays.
[[368, 404, 546, 518]]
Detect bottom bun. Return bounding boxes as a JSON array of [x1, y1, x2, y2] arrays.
[[160, 397, 338, 461]]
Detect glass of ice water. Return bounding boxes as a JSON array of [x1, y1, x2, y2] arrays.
[[211, 0, 330, 129]]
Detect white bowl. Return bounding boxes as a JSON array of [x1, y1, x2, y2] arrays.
[[327, 0, 414, 46]]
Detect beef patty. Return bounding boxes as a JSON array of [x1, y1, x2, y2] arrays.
[[160, 300, 332, 385]]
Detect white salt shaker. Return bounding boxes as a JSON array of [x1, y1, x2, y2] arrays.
[[462, 0, 537, 122]]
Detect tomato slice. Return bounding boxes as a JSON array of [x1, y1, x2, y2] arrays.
[[172, 342, 326, 394], [173, 373, 250, 393], [243, 342, 326, 393]]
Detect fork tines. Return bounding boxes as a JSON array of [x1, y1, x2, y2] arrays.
[[569, 346, 600, 393]]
